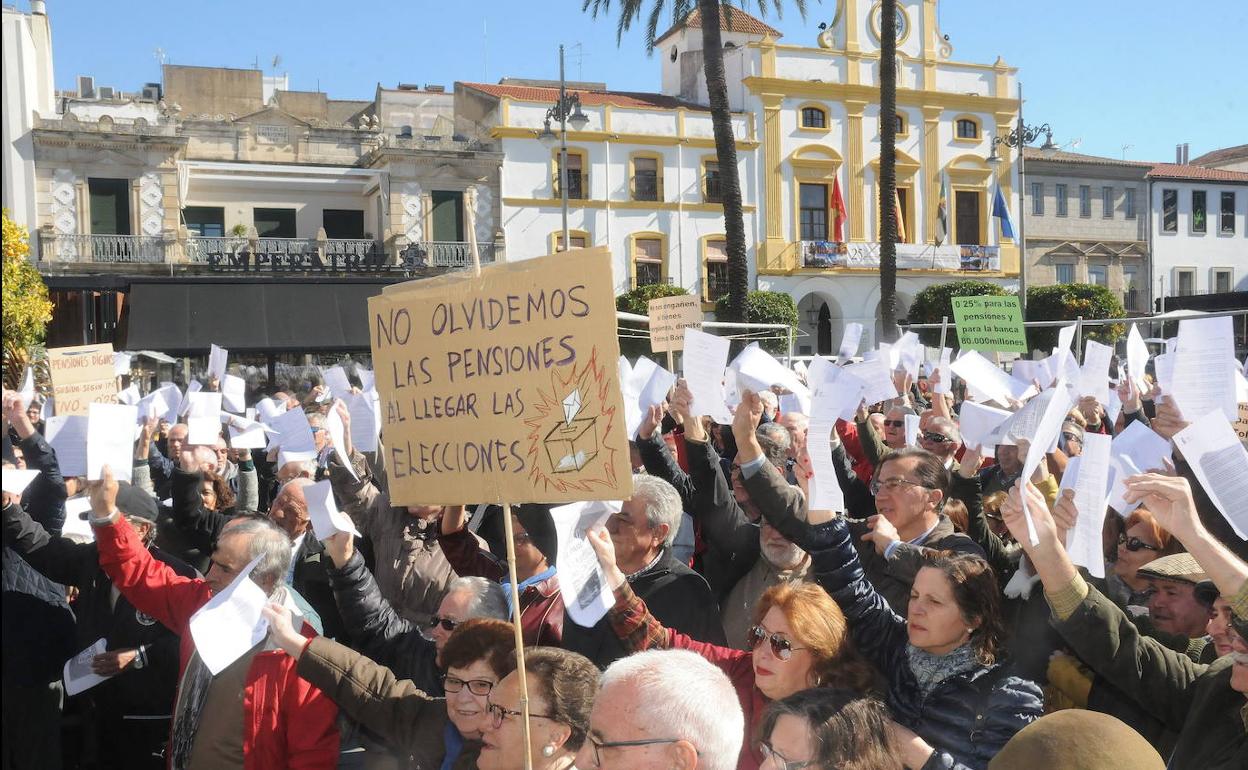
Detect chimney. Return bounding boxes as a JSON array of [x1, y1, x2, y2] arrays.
[[1176, 144, 1183, 163], [1183, 143, 1190, 164], [30, 0, 47, 15]]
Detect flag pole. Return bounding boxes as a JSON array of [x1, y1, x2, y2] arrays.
[[500, 504, 534, 770]]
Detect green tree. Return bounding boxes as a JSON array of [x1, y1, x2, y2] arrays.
[[616, 283, 692, 359], [877, 0, 899, 342], [908, 280, 1010, 348], [3, 210, 53, 388], [715, 289, 798, 355], [583, 0, 807, 323], [1025, 284, 1125, 352]]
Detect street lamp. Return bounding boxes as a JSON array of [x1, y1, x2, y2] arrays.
[[987, 83, 1055, 318], [539, 44, 589, 251]]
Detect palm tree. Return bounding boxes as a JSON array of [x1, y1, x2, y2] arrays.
[[583, 0, 806, 323], [877, 0, 899, 342]]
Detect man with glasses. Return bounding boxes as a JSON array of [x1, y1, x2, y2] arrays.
[[577, 648, 743, 770], [856, 404, 916, 470], [916, 416, 961, 470]]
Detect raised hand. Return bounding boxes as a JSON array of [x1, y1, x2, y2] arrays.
[[861, 514, 900, 556], [1122, 473, 1201, 543], [1051, 488, 1078, 546], [3, 390, 35, 439], [956, 444, 984, 479], [179, 446, 217, 474], [87, 465, 119, 519], [999, 479, 1062, 555], [262, 602, 307, 659], [322, 530, 355, 568], [585, 525, 626, 591], [1149, 400, 1189, 442], [732, 389, 764, 443], [638, 403, 664, 440]]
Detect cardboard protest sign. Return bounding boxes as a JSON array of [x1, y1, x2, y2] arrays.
[[370, 247, 632, 506], [647, 295, 702, 353], [47, 343, 118, 416], [951, 296, 1028, 353]]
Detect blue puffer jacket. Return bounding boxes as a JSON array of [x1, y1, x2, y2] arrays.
[[798, 518, 1043, 770]]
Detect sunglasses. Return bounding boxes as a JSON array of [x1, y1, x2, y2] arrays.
[[1118, 534, 1161, 553], [442, 675, 494, 696], [425, 615, 460, 632], [921, 432, 954, 444], [747, 625, 808, 661], [882, 419, 906, 428]]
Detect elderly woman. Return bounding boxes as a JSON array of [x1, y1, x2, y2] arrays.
[[264, 610, 515, 769], [1108, 506, 1181, 609], [589, 528, 873, 770], [758, 688, 903, 770], [478, 646, 600, 770]]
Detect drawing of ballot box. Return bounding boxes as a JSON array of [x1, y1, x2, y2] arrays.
[[544, 418, 600, 473]]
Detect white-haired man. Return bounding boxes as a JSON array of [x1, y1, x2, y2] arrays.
[[577, 648, 744, 770]]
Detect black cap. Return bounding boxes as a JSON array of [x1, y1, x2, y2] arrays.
[[78, 482, 159, 523], [1193, 580, 1219, 608]]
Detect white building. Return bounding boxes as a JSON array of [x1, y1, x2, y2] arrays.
[[1148, 163, 1248, 303], [2, 0, 55, 239]]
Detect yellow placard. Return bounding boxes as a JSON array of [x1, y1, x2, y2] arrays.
[[47, 343, 118, 416], [369, 247, 633, 506], [647, 294, 703, 354]]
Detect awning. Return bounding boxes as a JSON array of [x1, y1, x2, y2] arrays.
[[123, 281, 386, 352]]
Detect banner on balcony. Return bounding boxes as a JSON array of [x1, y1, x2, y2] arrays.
[[368, 247, 633, 506], [800, 241, 1000, 271], [47, 343, 119, 416], [951, 295, 1028, 353]]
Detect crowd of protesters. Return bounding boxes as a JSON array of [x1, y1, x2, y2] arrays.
[[2, 336, 1246, 770]]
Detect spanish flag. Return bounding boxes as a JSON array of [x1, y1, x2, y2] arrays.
[[831, 176, 847, 242]]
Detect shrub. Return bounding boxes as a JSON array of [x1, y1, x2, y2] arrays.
[[1025, 284, 1125, 351], [715, 290, 798, 356]]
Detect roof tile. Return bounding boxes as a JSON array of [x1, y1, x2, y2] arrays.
[[656, 7, 782, 44], [460, 81, 712, 112], [1146, 163, 1248, 182]]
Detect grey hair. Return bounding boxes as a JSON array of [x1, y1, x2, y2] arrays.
[[758, 390, 778, 409], [756, 422, 792, 469], [928, 416, 960, 444], [446, 576, 508, 621], [306, 413, 326, 428], [630, 474, 683, 549], [219, 518, 293, 589], [887, 404, 918, 417], [598, 649, 744, 770]]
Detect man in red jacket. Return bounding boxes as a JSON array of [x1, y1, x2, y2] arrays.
[[87, 466, 339, 770]]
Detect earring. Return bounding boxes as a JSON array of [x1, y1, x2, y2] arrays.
[[541, 745, 555, 757]]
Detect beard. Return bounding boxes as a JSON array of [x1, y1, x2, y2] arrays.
[[760, 536, 805, 570]]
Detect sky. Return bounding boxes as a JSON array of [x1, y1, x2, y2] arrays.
[[35, 0, 1247, 163]]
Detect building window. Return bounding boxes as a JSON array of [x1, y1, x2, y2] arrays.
[[1079, 185, 1091, 217], [632, 236, 664, 287], [323, 210, 365, 239], [1222, 191, 1237, 234], [1055, 263, 1074, 284], [631, 154, 662, 201], [800, 106, 827, 129], [88, 178, 132, 235], [1162, 189, 1178, 232], [555, 150, 586, 200], [254, 208, 297, 238], [894, 113, 907, 136], [1125, 188, 1137, 219], [183, 206, 225, 237], [1030, 182, 1043, 216], [955, 118, 979, 140], [1175, 268, 1195, 296], [1102, 186, 1114, 218], [554, 231, 589, 251], [704, 160, 722, 203], [1055, 184, 1068, 217], [430, 191, 464, 241], [1192, 190, 1207, 233], [1123, 267, 1140, 311], [1087, 265, 1107, 286], [1214, 269, 1232, 294], [704, 238, 729, 302], [799, 183, 829, 241]]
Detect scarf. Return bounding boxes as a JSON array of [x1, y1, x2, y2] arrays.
[[907, 642, 980, 697], [169, 651, 213, 770], [440, 720, 465, 770], [502, 565, 557, 616]]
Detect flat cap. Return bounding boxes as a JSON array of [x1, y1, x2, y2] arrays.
[[1136, 552, 1206, 585]]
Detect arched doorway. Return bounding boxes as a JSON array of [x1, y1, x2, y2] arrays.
[[817, 303, 832, 354]]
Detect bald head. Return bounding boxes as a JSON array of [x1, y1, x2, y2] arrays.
[[270, 477, 313, 538]]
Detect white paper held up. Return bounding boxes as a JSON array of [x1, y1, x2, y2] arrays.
[[45, 415, 89, 477], [1126, 325, 1150, 392], [304, 479, 361, 541], [957, 401, 1012, 451], [550, 500, 620, 627], [86, 403, 138, 482], [324, 402, 357, 480], [1019, 381, 1075, 545], [842, 359, 897, 405], [207, 344, 228, 382], [1172, 316, 1237, 422], [187, 554, 269, 675], [63, 638, 113, 696], [322, 366, 353, 400], [1064, 434, 1112, 578], [904, 414, 921, 448], [1077, 340, 1114, 406], [18, 367, 36, 410], [1172, 412, 1248, 539], [934, 348, 953, 395], [220, 374, 247, 414], [1, 468, 40, 495], [837, 323, 863, 362], [682, 328, 732, 423], [346, 391, 380, 452], [950, 351, 1037, 407]]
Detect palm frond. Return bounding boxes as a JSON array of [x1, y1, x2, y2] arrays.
[[644, 0, 669, 51]]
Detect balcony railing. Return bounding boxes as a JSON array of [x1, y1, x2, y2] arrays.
[[41, 233, 167, 263], [799, 241, 1001, 271], [631, 175, 662, 202], [400, 241, 497, 268]]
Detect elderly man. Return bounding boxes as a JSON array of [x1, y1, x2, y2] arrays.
[[1139, 554, 1217, 642], [577, 648, 743, 770], [857, 404, 916, 468], [87, 466, 339, 769], [917, 416, 961, 470], [147, 422, 189, 498]]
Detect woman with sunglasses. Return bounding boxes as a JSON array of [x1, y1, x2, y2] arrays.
[[478, 646, 599, 770], [757, 688, 903, 770], [262, 607, 515, 769], [587, 527, 873, 770], [1108, 506, 1179, 610]]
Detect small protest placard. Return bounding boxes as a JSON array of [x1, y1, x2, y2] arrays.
[[647, 295, 702, 354], [369, 247, 632, 506], [47, 343, 118, 416], [951, 296, 1028, 353]]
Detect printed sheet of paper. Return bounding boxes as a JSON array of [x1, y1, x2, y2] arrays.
[[933, 348, 953, 395], [1173, 411, 1248, 539], [1078, 340, 1114, 407], [1173, 316, 1238, 422], [322, 366, 353, 400], [837, 323, 863, 362], [904, 414, 921, 448], [177, 380, 203, 417], [46, 415, 89, 477], [220, 374, 247, 414], [86, 403, 138, 482], [807, 379, 859, 513], [304, 479, 361, 541], [117, 383, 139, 405], [255, 397, 287, 425], [325, 402, 356, 480], [957, 401, 1013, 451], [267, 407, 317, 461], [842, 359, 897, 406], [188, 554, 268, 675], [208, 344, 228, 383], [1019, 381, 1075, 546], [683, 327, 732, 423], [950, 351, 1036, 406], [646, 294, 702, 354], [226, 415, 271, 450], [1126, 325, 1150, 392], [1057, 324, 1077, 353], [806, 355, 837, 395], [63, 638, 113, 696], [347, 391, 381, 452], [1, 468, 40, 495], [186, 393, 223, 446], [894, 332, 923, 380], [1063, 432, 1111, 578], [551, 500, 619, 627], [731, 345, 806, 397]]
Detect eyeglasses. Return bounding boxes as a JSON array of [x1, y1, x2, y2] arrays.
[[486, 701, 555, 729], [1118, 534, 1161, 553], [869, 476, 929, 496], [920, 432, 954, 444], [758, 742, 817, 770], [586, 735, 685, 768], [425, 615, 460, 633], [1061, 432, 1083, 444], [882, 419, 906, 428], [442, 675, 495, 696], [747, 625, 808, 661]]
